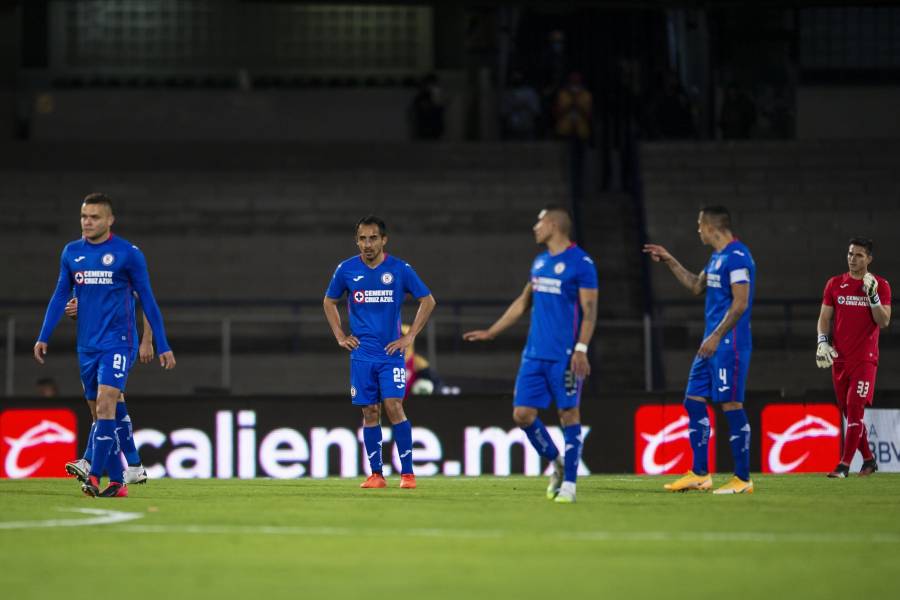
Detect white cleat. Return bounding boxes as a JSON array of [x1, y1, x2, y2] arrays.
[[554, 481, 576, 504], [65, 458, 91, 482], [547, 458, 564, 499], [124, 465, 149, 485]]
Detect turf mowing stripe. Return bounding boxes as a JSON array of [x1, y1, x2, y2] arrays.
[[0, 508, 144, 530], [114, 523, 900, 544]]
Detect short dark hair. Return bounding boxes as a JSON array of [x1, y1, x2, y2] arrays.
[[541, 204, 573, 235], [356, 215, 387, 237], [700, 205, 731, 231], [848, 237, 874, 255], [83, 192, 114, 214]]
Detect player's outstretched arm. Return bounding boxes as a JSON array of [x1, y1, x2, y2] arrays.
[[642, 243, 706, 295], [463, 282, 532, 342], [323, 296, 359, 351], [815, 304, 838, 368], [386, 294, 437, 355]]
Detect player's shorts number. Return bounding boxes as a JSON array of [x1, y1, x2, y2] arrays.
[[718, 368, 728, 385], [112, 353, 127, 371], [393, 367, 406, 385], [856, 380, 870, 398]]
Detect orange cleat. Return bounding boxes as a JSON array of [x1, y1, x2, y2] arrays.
[[399, 474, 417, 489], [360, 473, 387, 489]]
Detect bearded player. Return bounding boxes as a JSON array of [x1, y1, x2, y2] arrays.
[[816, 238, 891, 478]]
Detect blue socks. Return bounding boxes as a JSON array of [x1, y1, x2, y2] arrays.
[[362, 425, 383, 474], [115, 402, 141, 466], [88, 419, 122, 482], [562, 424, 582, 484], [684, 399, 711, 475], [725, 408, 751, 482], [522, 418, 560, 461], [82, 421, 96, 463], [392, 420, 414, 475]]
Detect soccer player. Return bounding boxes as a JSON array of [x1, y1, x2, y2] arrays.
[[323, 216, 436, 489], [643, 205, 755, 494], [816, 238, 891, 478], [463, 206, 598, 504], [34, 193, 175, 497], [62, 297, 155, 485]]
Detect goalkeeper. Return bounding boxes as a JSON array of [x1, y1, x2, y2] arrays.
[[816, 238, 891, 478]]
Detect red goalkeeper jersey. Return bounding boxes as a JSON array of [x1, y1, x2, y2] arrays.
[[822, 272, 891, 365]]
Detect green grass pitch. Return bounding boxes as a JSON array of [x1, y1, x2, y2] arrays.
[[2, 474, 899, 600]]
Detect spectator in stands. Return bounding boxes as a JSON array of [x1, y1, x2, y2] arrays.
[[718, 82, 757, 139], [35, 377, 59, 398], [650, 70, 695, 139], [410, 73, 445, 140], [554, 72, 593, 141], [501, 72, 541, 140]]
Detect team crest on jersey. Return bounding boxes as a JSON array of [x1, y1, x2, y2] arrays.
[[74, 272, 84, 284], [381, 272, 394, 285], [837, 296, 845, 305], [714, 257, 723, 271], [353, 291, 366, 303], [102, 253, 115, 266], [554, 262, 566, 274]]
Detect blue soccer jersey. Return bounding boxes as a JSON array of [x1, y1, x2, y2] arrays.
[[524, 244, 598, 362], [37, 235, 171, 354], [325, 254, 431, 364], [703, 239, 755, 350]]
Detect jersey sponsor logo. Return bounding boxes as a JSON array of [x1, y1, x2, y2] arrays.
[[553, 262, 566, 274], [73, 256, 86, 263], [0, 409, 78, 478], [352, 275, 365, 282], [634, 405, 716, 475], [534, 259, 546, 270], [836, 295, 867, 307], [102, 253, 115, 266], [707, 272, 722, 288], [761, 404, 841, 473], [381, 272, 394, 285], [840, 283, 850, 289], [352, 290, 395, 303], [732, 250, 745, 257], [531, 276, 563, 295], [73, 270, 114, 285]]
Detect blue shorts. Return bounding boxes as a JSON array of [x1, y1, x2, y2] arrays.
[[79, 348, 136, 400], [350, 359, 407, 406], [685, 349, 751, 403], [513, 356, 581, 410]]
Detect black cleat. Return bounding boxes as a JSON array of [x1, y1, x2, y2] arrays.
[[98, 481, 128, 498], [81, 475, 101, 497], [826, 463, 850, 478], [859, 459, 878, 477]]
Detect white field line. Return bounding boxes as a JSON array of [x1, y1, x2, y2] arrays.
[[0, 508, 144, 530], [115, 523, 900, 544]]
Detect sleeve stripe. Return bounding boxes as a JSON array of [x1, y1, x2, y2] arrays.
[[730, 268, 750, 284]]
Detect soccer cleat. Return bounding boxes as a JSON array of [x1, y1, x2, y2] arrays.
[[65, 458, 91, 483], [124, 465, 149, 485], [664, 471, 712, 492], [859, 459, 878, 477], [554, 481, 576, 504], [546, 458, 564, 499], [360, 473, 387, 489], [712, 476, 754, 495], [81, 475, 101, 497], [399, 474, 417, 489], [99, 482, 128, 498], [827, 463, 850, 479]]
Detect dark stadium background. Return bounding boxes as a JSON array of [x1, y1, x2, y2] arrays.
[[2, 0, 899, 475]]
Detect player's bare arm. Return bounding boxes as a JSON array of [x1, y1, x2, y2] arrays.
[[642, 243, 707, 295], [570, 287, 598, 378], [323, 295, 360, 351], [463, 282, 533, 341], [140, 313, 155, 363], [385, 294, 437, 355], [698, 282, 749, 358]]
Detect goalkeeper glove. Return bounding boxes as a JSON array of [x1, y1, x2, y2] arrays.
[[816, 334, 838, 369], [863, 273, 880, 305]]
